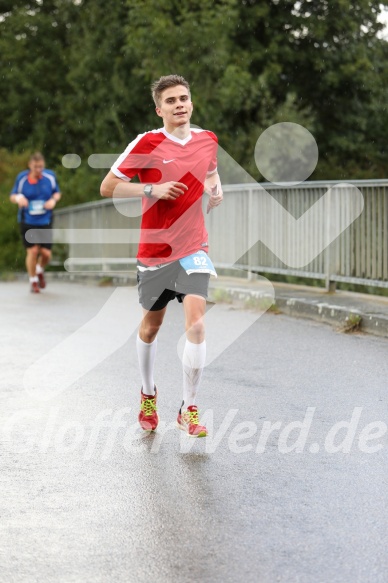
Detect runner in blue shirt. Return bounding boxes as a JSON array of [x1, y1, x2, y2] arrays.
[[10, 152, 61, 293]]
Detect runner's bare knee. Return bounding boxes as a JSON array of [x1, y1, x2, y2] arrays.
[[27, 246, 39, 258], [140, 309, 166, 342]]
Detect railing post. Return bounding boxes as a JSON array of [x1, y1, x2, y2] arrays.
[[247, 188, 257, 281], [325, 186, 336, 292]]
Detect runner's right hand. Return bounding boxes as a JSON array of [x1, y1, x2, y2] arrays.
[[151, 182, 188, 200], [17, 195, 29, 208]]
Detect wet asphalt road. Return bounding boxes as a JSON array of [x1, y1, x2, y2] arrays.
[[1, 281, 387, 583]]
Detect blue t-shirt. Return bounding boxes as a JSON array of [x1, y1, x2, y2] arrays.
[[10, 170, 60, 226]]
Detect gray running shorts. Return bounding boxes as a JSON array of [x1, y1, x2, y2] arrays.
[[137, 260, 210, 311]]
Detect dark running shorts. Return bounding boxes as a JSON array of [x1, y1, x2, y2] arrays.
[[20, 222, 53, 250], [137, 260, 210, 311]]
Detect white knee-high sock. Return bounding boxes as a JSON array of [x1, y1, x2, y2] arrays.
[[136, 334, 157, 395], [182, 339, 206, 409]]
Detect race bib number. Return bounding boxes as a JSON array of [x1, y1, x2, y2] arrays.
[[179, 251, 217, 277], [28, 200, 46, 215]]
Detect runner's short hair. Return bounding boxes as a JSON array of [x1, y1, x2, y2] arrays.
[[29, 152, 45, 162], [151, 75, 190, 107]]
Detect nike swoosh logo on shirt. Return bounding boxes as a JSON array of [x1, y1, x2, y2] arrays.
[[163, 159, 176, 164]]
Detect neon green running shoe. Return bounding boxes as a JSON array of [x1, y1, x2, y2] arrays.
[[138, 387, 158, 431], [177, 404, 207, 438]]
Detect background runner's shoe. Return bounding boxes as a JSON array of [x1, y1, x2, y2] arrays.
[[30, 282, 40, 293], [138, 387, 158, 431], [37, 272, 46, 289], [177, 404, 207, 438]]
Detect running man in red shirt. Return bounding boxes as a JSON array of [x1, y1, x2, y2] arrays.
[[101, 75, 223, 437]]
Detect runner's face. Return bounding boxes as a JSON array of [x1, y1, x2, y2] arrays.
[[29, 160, 45, 178], [156, 85, 193, 128]]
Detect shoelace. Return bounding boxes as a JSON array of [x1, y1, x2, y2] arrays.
[[141, 397, 157, 416], [184, 409, 200, 425]]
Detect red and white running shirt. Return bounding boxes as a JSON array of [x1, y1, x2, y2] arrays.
[[111, 127, 218, 266]]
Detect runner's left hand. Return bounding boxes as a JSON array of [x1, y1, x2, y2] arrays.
[[44, 198, 56, 210], [206, 186, 223, 210]]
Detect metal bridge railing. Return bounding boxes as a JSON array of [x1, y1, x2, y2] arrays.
[[54, 180, 388, 290]]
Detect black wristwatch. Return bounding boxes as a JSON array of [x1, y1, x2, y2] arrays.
[[143, 184, 153, 198]]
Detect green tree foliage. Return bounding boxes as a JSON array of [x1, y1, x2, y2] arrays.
[[122, 0, 388, 178], [1, 0, 388, 174], [0, 150, 30, 271], [60, 0, 132, 155], [276, 0, 388, 178], [0, 0, 79, 159]]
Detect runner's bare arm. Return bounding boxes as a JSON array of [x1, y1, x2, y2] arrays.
[[100, 171, 188, 201], [10, 194, 29, 207], [44, 191, 61, 210]]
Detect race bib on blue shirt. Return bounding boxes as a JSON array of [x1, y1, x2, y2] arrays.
[[179, 251, 217, 277], [28, 200, 46, 215]]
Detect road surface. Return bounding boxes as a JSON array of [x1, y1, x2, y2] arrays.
[[1, 281, 387, 583]]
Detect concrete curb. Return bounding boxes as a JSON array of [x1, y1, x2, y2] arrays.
[[275, 296, 388, 337], [208, 284, 388, 339]]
